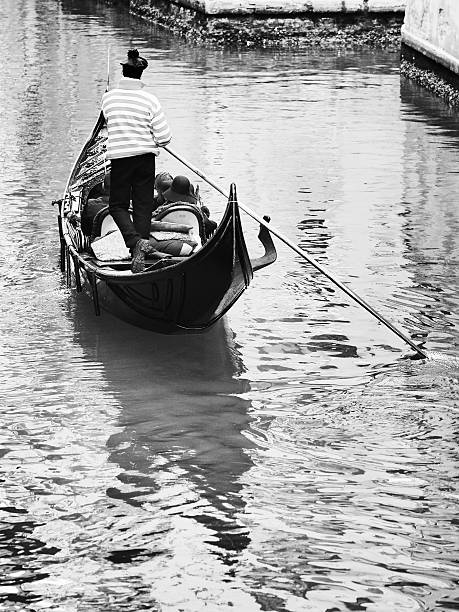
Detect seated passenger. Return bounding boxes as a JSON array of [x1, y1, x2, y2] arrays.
[[147, 176, 201, 256], [191, 185, 217, 239], [81, 172, 110, 236], [163, 175, 197, 205], [201, 205, 217, 238], [153, 171, 173, 211], [163, 175, 217, 239], [149, 226, 198, 257]]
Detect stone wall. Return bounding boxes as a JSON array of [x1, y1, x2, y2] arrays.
[[129, 0, 405, 47], [402, 0, 459, 75], [401, 0, 459, 105], [174, 0, 406, 16]]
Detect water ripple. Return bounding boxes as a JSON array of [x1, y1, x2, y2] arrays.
[[0, 0, 459, 610]]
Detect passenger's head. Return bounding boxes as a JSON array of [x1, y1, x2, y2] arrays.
[[163, 175, 197, 205], [154, 172, 173, 195], [121, 49, 148, 80]]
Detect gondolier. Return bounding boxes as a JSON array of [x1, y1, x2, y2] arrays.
[[101, 49, 172, 273]]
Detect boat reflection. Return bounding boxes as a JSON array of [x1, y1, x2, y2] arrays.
[[70, 295, 255, 563]]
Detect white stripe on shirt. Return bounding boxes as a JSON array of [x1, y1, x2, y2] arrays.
[[101, 80, 171, 160]]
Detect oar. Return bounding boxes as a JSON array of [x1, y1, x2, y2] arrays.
[[106, 46, 110, 91], [164, 145, 427, 360]]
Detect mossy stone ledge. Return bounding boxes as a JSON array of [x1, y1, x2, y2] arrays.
[[114, 0, 405, 49]]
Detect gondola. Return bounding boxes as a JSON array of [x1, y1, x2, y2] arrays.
[[56, 113, 277, 334]]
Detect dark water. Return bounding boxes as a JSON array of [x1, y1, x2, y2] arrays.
[[1, 0, 459, 610]]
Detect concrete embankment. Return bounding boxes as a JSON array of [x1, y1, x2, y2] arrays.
[[112, 0, 406, 48], [401, 0, 459, 105]]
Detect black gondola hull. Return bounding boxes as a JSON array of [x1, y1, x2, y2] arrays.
[[88, 202, 252, 333], [59, 114, 276, 334]]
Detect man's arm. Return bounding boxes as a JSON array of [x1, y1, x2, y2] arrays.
[[150, 99, 171, 146]]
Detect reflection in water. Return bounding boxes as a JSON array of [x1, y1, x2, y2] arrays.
[[399, 78, 459, 354], [73, 299, 255, 563], [74, 298, 258, 601], [0, 296, 258, 609], [0, 0, 459, 609]]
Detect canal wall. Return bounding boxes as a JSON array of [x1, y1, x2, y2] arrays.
[[115, 0, 406, 48], [137, 1, 406, 16], [401, 0, 459, 105]]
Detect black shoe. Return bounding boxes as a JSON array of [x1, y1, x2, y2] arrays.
[[131, 239, 153, 273]]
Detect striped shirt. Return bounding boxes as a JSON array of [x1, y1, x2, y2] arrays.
[[101, 77, 171, 160]]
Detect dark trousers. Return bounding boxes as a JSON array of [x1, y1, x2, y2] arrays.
[[109, 153, 155, 250]]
